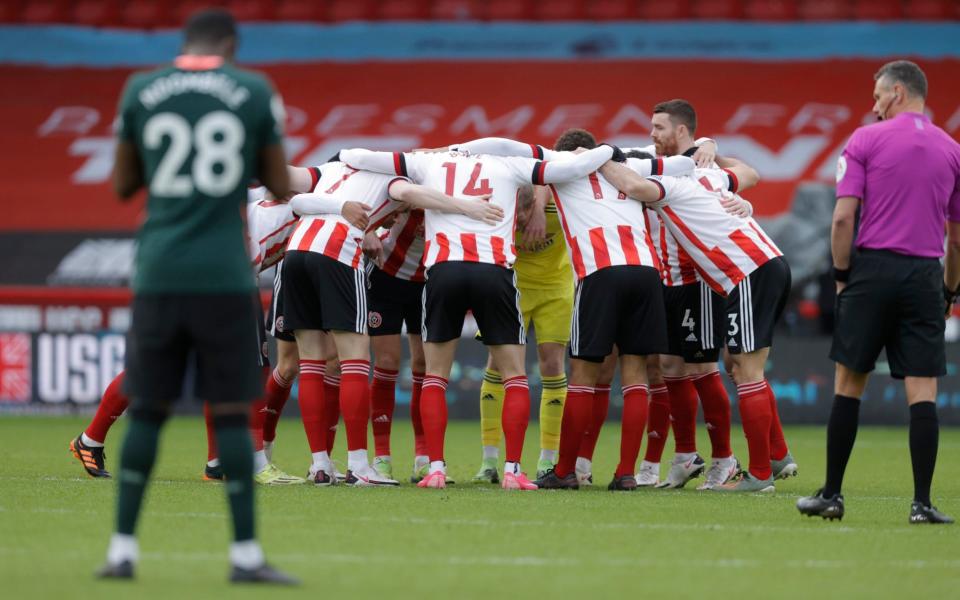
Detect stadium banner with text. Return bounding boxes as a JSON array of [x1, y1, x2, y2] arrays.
[[2, 288, 960, 425], [4, 59, 960, 234]]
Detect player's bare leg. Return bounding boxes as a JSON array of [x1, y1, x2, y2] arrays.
[[717, 348, 777, 492], [575, 351, 617, 485]]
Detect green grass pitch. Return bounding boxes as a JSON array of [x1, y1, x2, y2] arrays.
[[2, 416, 958, 598]]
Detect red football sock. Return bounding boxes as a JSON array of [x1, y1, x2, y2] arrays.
[[340, 360, 371, 452], [298, 360, 327, 453], [420, 376, 448, 462], [693, 371, 732, 459], [502, 376, 531, 464], [203, 401, 217, 461], [737, 381, 773, 480], [84, 371, 129, 444], [370, 367, 398, 457], [323, 372, 341, 453], [247, 366, 270, 452], [262, 368, 293, 443], [643, 383, 671, 463], [410, 372, 427, 456], [578, 384, 610, 461], [765, 381, 789, 461], [556, 385, 594, 477], [617, 384, 649, 477], [664, 376, 698, 454]]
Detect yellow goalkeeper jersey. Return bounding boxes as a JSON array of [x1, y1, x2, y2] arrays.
[[514, 201, 573, 292]]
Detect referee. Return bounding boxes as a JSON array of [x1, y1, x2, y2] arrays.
[[798, 61, 960, 524]]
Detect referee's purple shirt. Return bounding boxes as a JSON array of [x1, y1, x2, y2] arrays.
[[836, 111, 960, 258]]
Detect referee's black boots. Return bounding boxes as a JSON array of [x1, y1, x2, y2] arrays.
[[796, 489, 845, 521], [909, 502, 955, 525]]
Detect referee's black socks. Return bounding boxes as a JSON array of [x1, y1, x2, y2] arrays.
[[909, 401, 939, 508], [823, 394, 861, 498]]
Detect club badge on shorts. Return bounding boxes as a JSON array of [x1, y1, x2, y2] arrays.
[[368, 311, 383, 329]]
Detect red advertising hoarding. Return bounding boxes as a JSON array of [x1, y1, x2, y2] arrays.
[[6, 59, 960, 232]]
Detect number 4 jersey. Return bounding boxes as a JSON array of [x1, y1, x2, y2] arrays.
[[116, 56, 285, 294]]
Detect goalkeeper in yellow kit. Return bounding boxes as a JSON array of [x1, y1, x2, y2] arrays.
[[474, 185, 574, 482]]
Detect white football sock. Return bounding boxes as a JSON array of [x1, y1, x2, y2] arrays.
[[575, 457, 592, 473], [414, 455, 430, 467], [482, 445, 499, 460], [675, 452, 697, 463], [81, 432, 104, 448], [207, 458, 220, 468], [347, 449, 368, 472], [310, 451, 330, 473], [106, 533, 139, 566], [504, 461, 520, 475], [253, 450, 269, 474], [539, 449, 557, 463], [429, 460, 446, 474], [229, 540, 265, 570]]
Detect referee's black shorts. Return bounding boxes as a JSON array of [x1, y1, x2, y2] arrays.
[[830, 249, 946, 379], [123, 293, 264, 407]]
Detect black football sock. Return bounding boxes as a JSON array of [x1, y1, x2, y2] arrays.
[[822, 394, 860, 498], [909, 401, 938, 507], [214, 414, 256, 542], [115, 414, 164, 535]]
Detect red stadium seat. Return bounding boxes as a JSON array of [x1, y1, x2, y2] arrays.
[[20, 0, 70, 23], [379, 0, 430, 20], [797, 0, 851, 20], [854, 0, 902, 20], [478, 0, 534, 20], [121, 0, 176, 28], [327, 0, 375, 21], [904, 0, 954, 20], [74, 0, 123, 27], [691, 0, 744, 19], [743, 0, 799, 20], [637, 0, 692, 20], [228, 0, 276, 21], [274, 0, 326, 22], [432, 0, 474, 20], [585, 0, 637, 21], [0, 0, 24, 23], [531, 0, 585, 21]]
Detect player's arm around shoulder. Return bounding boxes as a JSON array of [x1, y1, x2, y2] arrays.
[[600, 157, 685, 203], [387, 179, 504, 225]]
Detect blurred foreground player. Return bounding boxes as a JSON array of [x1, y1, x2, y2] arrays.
[[96, 9, 297, 583], [798, 61, 960, 524]]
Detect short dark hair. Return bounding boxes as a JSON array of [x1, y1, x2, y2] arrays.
[[653, 99, 697, 135], [625, 150, 654, 160], [553, 128, 597, 152], [184, 8, 237, 45], [874, 60, 928, 100]]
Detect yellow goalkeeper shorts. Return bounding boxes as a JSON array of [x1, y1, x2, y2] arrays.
[[519, 286, 573, 345]]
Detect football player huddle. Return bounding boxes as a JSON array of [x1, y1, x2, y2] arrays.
[[71, 98, 797, 494]]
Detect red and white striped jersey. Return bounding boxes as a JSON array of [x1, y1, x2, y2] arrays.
[[340, 146, 614, 270], [246, 196, 298, 273], [285, 162, 405, 269], [379, 208, 427, 282], [550, 170, 660, 280], [646, 207, 698, 287], [646, 167, 783, 295]]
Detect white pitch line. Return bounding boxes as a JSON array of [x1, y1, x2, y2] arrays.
[[0, 547, 957, 570]]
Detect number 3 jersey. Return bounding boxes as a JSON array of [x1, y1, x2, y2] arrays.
[[116, 56, 284, 294]]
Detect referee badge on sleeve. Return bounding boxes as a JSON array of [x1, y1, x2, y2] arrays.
[[836, 155, 847, 183]]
